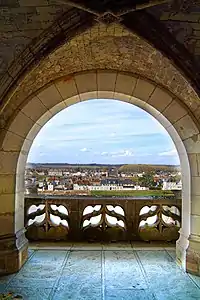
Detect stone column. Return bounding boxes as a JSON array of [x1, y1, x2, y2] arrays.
[[185, 141, 200, 275], [0, 148, 28, 274]]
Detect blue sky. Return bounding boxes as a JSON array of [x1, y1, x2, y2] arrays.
[[28, 99, 180, 165]]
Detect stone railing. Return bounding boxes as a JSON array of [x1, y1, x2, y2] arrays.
[[24, 195, 181, 242]]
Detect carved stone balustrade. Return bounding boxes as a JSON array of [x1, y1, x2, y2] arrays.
[[24, 195, 181, 242]]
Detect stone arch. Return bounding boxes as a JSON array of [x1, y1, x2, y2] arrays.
[[1, 23, 200, 128], [0, 70, 200, 275]]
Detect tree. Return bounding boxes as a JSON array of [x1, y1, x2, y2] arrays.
[[138, 172, 157, 188]]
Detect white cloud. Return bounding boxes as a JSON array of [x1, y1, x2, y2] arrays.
[[110, 133, 116, 137], [80, 147, 89, 152], [97, 149, 134, 157], [111, 149, 134, 157], [101, 151, 108, 156], [159, 149, 177, 156], [116, 150, 134, 157]]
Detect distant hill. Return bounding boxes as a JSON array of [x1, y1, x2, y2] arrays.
[[26, 162, 180, 172], [26, 163, 124, 169], [118, 164, 180, 173]]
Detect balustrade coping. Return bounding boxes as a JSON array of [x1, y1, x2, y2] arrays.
[[25, 194, 180, 201]]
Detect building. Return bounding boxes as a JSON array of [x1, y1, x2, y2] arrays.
[[162, 180, 182, 191], [73, 183, 148, 191], [48, 170, 63, 176]]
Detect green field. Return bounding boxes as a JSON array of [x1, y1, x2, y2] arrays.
[[90, 190, 174, 197]]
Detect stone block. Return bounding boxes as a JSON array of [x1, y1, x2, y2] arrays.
[[0, 193, 15, 213], [0, 151, 19, 175], [184, 134, 200, 154], [97, 71, 117, 92], [0, 214, 14, 235], [49, 101, 66, 116], [191, 215, 200, 235], [8, 111, 35, 138], [1, 130, 24, 152], [188, 154, 200, 177], [0, 229, 28, 275], [0, 174, 16, 194], [147, 87, 172, 112], [115, 73, 137, 96], [97, 91, 115, 99], [21, 96, 48, 123], [133, 78, 155, 102], [192, 196, 200, 215], [55, 76, 78, 100], [163, 99, 187, 124], [37, 84, 62, 109], [114, 92, 132, 103], [36, 111, 52, 128], [186, 242, 200, 276], [75, 72, 97, 94], [80, 91, 98, 101], [174, 114, 199, 141], [191, 176, 200, 196], [64, 95, 80, 107]]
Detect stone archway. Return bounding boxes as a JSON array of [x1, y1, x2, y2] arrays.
[[0, 70, 200, 275]]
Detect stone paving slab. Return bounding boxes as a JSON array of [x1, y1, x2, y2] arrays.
[[3, 287, 52, 300], [105, 289, 156, 300], [104, 250, 147, 290], [0, 244, 199, 300]]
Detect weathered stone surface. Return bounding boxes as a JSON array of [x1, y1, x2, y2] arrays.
[[1, 246, 200, 298], [0, 229, 28, 275], [1, 23, 200, 128]]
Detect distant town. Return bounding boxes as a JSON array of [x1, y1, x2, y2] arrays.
[[25, 163, 182, 197]]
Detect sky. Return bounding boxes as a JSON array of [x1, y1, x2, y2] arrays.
[[28, 99, 180, 165]]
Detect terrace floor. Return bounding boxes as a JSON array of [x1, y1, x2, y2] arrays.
[[0, 242, 200, 300]]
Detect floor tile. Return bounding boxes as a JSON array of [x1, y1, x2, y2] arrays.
[[105, 289, 155, 300], [71, 243, 102, 250], [3, 287, 51, 300], [29, 250, 67, 265], [137, 250, 200, 300], [131, 242, 175, 251], [136, 250, 174, 264], [103, 243, 132, 250], [29, 242, 73, 250], [58, 272, 101, 290], [3, 246, 199, 300], [165, 249, 176, 261], [188, 273, 200, 289], [153, 283, 200, 300], [8, 277, 57, 288], [62, 250, 101, 273], [60, 250, 102, 289], [0, 274, 16, 285], [104, 250, 147, 290], [0, 285, 6, 293], [52, 287, 102, 300]]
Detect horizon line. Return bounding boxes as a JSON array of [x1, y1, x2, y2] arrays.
[[27, 162, 180, 166]]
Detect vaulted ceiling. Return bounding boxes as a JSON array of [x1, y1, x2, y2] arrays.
[[0, 0, 200, 107]]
